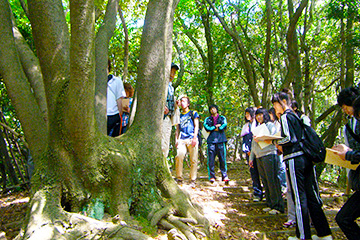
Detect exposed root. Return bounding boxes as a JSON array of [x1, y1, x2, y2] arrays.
[[150, 205, 172, 226], [168, 228, 188, 240], [16, 190, 153, 240], [166, 215, 197, 240], [158, 219, 176, 230]]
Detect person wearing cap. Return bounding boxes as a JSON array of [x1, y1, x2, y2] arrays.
[[161, 62, 180, 158]]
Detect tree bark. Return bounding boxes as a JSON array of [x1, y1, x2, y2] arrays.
[[0, 0, 47, 161], [118, 5, 130, 82], [94, 0, 120, 134], [345, 11, 354, 87], [261, 0, 272, 108], [2, 0, 210, 238], [200, 2, 215, 105], [283, 0, 308, 105]]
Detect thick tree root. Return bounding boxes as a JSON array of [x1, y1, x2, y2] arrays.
[[15, 190, 153, 240]]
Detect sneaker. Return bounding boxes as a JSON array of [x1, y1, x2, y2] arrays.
[[283, 220, 296, 228], [262, 207, 272, 212], [311, 235, 333, 240], [288, 236, 300, 240], [210, 178, 215, 183], [223, 177, 230, 185], [253, 196, 261, 202], [268, 209, 280, 215], [189, 180, 196, 189]]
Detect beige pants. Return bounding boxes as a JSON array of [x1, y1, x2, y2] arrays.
[[175, 138, 198, 181], [161, 108, 180, 158], [161, 116, 172, 158]]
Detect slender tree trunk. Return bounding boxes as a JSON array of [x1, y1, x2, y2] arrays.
[[339, 4, 346, 89], [261, 0, 272, 108], [118, 5, 129, 82], [205, 0, 260, 107], [0, 129, 19, 186], [200, 4, 215, 105], [345, 12, 354, 87], [94, 0, 120, 134], [284, 0, 308, 105]]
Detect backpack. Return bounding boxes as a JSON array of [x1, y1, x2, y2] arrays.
[[294, 113, 326, 163], [190, 111, 203, 146]]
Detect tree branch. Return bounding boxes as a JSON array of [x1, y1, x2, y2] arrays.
[[94, 0, 120, 134], [315, 105, 338, 124], [118, 5, 129, 82], [0, 0, 47, 160]]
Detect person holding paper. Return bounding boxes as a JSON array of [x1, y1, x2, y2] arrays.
[[332, 90, 360, 240], [271, 92, 332, 240], [249, 108, 284, 215]]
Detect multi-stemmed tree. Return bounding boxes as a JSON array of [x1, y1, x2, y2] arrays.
[[0, 0, 208, 239]]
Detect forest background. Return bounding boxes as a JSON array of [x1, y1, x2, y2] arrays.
[[3, 0, 359, 182], [0, 0, 359, 239]]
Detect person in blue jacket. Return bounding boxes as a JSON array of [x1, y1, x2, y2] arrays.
[[204, 104, 229, 184]]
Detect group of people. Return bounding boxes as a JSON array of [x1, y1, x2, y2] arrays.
[[107, 61, 230, 189], [161, 63, 230, 188], [242, 87, 360, 240], [106, 61, 134, 137], [106, 59, 360, 240]]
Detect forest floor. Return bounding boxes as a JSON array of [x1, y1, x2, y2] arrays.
[[0, 159, 352, 239]]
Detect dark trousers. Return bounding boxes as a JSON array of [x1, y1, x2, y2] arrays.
[[207, 143, 228, 180], [336, 190, 360, 240], [247, 154, 262, 198], [257, 154, 284, 212], [107, 114, 121, 137], [287, 155, 331, 239]]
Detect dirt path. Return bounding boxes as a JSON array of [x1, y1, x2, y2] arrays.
[[0, 160, 350, 239]]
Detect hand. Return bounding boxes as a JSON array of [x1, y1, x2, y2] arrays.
[[164, 106, 169, 115], [175, 140, 178, 148], [215, 124, 221, 128], [332, 144, 351, 152], [276, 145, 282, 153], [191, 137, 197, 147], [332, 144, 351, 161], [253, 136, 259, 143], [124, 106, 130, 113]]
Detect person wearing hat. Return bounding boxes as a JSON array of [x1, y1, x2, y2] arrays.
[[161, 62, 180, 158]]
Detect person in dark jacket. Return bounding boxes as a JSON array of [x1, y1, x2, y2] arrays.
[[271, 92, 332, 240], [333, 92, 360, 240], [204, 104, 229, 184]]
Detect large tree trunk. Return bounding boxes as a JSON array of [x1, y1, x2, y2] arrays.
[[0, 0, 209, 239]]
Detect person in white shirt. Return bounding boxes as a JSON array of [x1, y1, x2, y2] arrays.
[[107, 61, 126, 137]]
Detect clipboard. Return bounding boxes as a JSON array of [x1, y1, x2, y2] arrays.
[[325, 148, 359, 170], [252, 124, 282, 148]]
